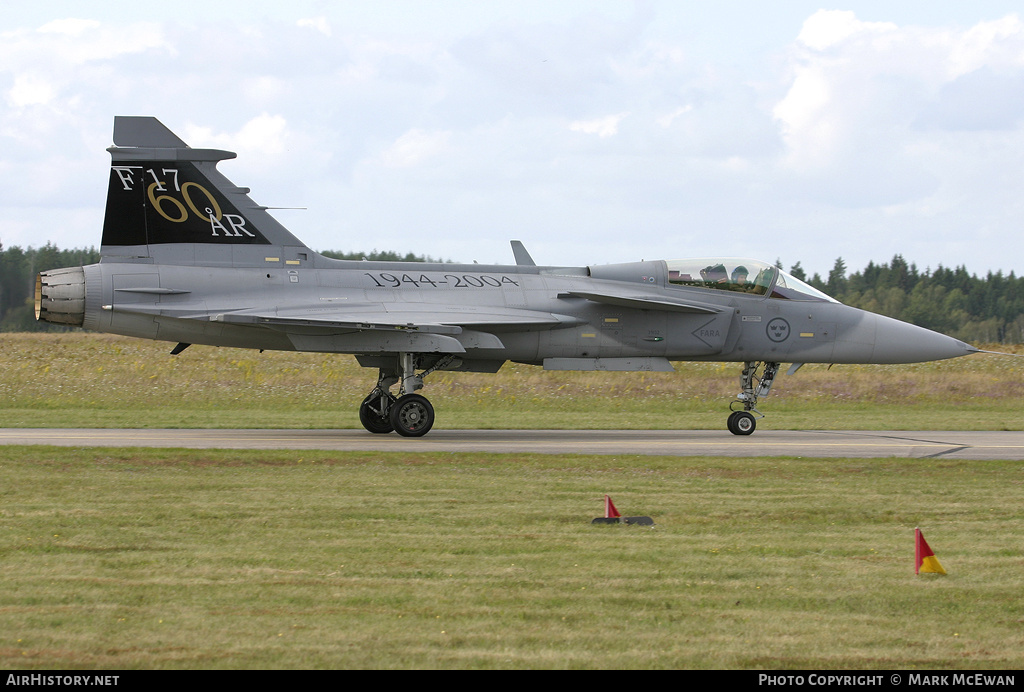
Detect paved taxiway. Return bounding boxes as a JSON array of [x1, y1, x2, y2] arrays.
[[2, 429, 1023, 459]]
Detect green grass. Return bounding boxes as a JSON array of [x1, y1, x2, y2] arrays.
[[2, 333, 1023, 430], [1, 447, 1022, 669]]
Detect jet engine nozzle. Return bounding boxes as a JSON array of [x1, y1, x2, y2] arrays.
[[35, 266, 86, 326]]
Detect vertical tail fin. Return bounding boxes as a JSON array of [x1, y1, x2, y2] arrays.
[[101, 116, 309, 263]]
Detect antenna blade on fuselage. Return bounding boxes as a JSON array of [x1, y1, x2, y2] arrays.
[[510, 240, 537, 267]]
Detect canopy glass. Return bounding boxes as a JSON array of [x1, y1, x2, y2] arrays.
[[665, 258, 838, 302]]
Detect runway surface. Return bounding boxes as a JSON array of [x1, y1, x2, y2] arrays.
[[2, 428, 1023, 459]]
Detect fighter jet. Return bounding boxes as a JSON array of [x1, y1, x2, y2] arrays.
[[35, 116, 979, 437]]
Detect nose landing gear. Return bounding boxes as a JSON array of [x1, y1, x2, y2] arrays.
[[727, 361, 779, 435]]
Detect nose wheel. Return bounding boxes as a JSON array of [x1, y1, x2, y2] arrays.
[[727, 410, 756, 435]]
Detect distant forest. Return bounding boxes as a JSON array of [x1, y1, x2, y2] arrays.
[[3, 243, 1022, 343]]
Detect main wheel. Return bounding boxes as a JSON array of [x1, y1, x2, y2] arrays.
[[390, 394, 435, 437], [359, 390, 396, 434], [727, 411, 756, 436]]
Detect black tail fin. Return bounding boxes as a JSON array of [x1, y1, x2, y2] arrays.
[[101, 116, 308, 261]]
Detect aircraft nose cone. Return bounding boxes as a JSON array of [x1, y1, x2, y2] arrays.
[[839, 312, 977, 364]]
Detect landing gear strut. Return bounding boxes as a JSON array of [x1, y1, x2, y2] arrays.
[[358, 353, 453, 437], [727, 361, 779, 436]]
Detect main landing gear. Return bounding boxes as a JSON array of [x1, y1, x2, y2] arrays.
[[727, 361, 779, 436], [358, 353, 451, 437]]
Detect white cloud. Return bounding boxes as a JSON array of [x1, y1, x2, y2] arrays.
[[656, 105, 692, 128], [379, 129, 452, 168], [947, 14, 1024, 77], [38, 18, 101, 35], [185, 114, 291, 156], [795, 10, 897, 51], [236, 114, 291, 155], [775, 10, 1024, 177], [297, 17, 332, 37], [772, 64, 835, 168], [0, 20, 169, 68], [7, 74, 58, 107], [569, 112, 629, 138]]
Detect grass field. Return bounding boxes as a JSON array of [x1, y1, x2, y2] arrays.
[[1, 333, 1022, 430], [2, 447, 1022, 670], [1, 333, 1022, 669]]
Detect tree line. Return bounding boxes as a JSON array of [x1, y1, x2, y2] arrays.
[[3, 242, 1022, 343]]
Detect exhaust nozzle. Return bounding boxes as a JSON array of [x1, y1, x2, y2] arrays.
[[35, 266, 86, 326]]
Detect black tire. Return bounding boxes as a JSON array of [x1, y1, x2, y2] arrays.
[[359, 390, 396, 434], [727, 411, 756, 436], [390, 394, 435, 437]]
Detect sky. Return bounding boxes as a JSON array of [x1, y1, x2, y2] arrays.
[[3, 1, 1024, 278]]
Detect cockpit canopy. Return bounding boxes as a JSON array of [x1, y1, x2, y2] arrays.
[[666, 258, 838, 302]]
